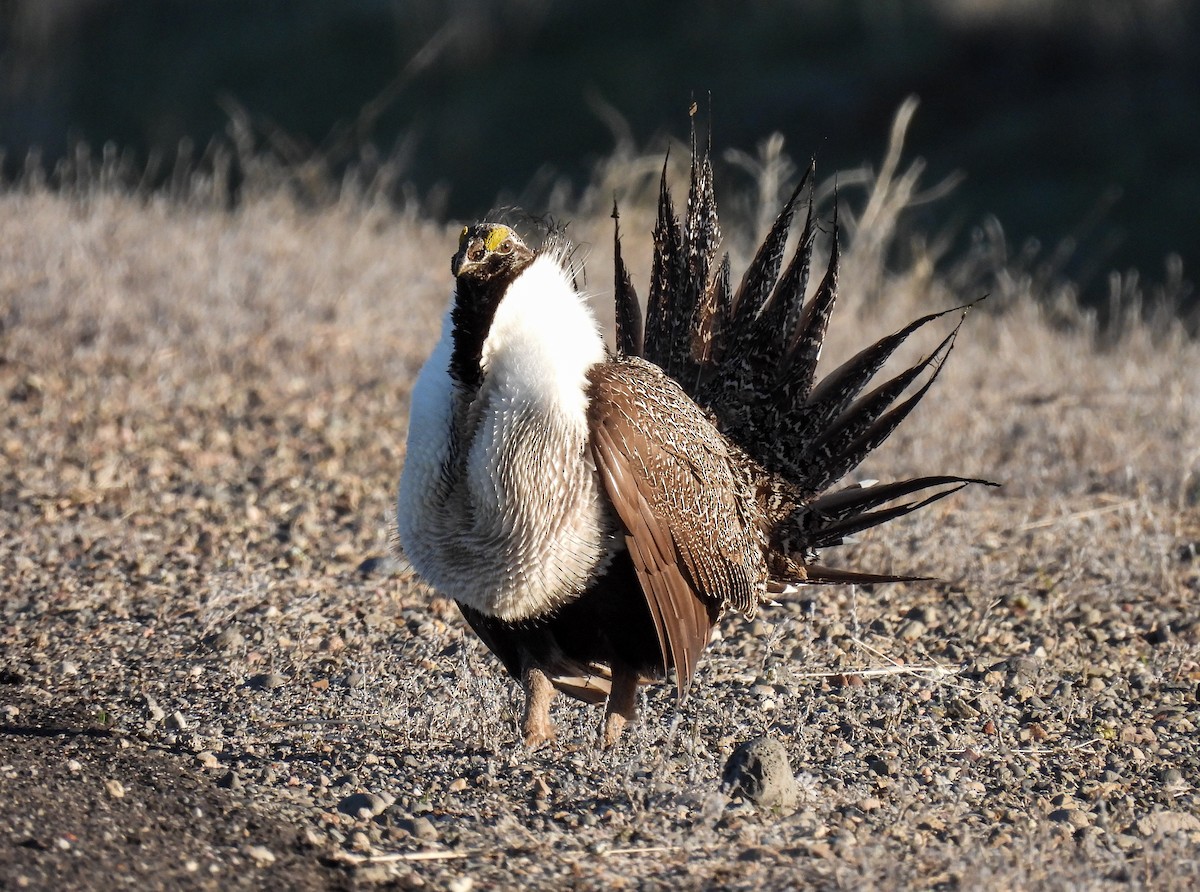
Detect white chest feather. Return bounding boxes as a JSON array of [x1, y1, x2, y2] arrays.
[[397, 255, 614, 621]]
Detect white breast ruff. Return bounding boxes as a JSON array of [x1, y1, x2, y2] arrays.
[[397, 255, 614, 621]]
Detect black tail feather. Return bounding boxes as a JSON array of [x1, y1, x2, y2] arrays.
[[645, 159, 685, 374], [682, 117, 722, 376], [707, 168, 818, 415], [693, 251, 730, 368], [801, 323, 959, 465], [762, 167, 817, 361], [612, 201, 644, 357], [801, 303, 970, 431], [805, 480, 977, 549], [780, 223, 839, 404], [800, 330, 957, 495], [809, 475, 994, 521], [731, 177, 807, 318]]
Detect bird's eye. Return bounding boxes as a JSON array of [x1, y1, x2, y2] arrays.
[[497, 240, 513, 255]]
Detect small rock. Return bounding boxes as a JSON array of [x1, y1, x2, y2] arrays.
[[337, 792, 395, 818], [722, 736, 798, 809], [1137, 811, 1200, 836], [898, 620, 926, 642], [66, 759, 82, 773], [866, 756, 897, 777], [105, 779, 125, 799], [143, 694, 166, 724], [1161, 768, 1183, 785], [196, 751, 220, 769], [217, 771, 243, 791], [248, 673, 288, 691], [1048, 808, 1090, 829], [356, 555, 401, 578], [1144, 625, 1170, 646], [166, 711, 188, 731], [246, 845, 276, 866], [208, 628, 245, 652], [448, 878, 474, 892], [412, 816, 438, 842]]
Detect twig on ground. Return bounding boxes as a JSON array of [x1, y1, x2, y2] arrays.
[[1015, 499, 1139, 532], [331, 849, 477, 865]]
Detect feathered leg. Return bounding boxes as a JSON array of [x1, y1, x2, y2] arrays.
[[522, 666, 557, 747], [601, 667, 640, 748]]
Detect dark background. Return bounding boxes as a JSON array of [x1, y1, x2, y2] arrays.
[[2, 0, 1197, 307]]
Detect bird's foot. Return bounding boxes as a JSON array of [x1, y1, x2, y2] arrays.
[[522, 667, 557, 748], [599, 668, 640, 748]]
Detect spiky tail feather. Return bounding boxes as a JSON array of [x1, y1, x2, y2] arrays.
[[611, 116, 995, 584]]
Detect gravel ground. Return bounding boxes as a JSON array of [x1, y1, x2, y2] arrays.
[[2, 189, 1199, 890]]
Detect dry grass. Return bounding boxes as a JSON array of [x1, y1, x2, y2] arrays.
[[2, 114, 1199, 889]]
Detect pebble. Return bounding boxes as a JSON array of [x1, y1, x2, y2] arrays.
[[166, 711, 188, 731], [412, 816, 438, 842], [722, 737, 798, 810], [196, 751, 220, 769], [209, 628, 245, 652], [356, 555, 402, 577], [1160, 768, 1183, 785], [898, 620, 926, 642], [1136, 811, 1200, 836], [1048, 808, 1091, 829], [248, 673, 288, 690], [246, 845, 275, 865], [866, 756, 897, 777], [105, 779, 125, 798], [337, 791, 395, 819]]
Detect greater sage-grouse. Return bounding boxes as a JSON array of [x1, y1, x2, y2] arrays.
[[398, 129, 993, 747]]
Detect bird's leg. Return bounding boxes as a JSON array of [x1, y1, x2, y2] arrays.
[[521, 666, 557, 747], [601, 667, 640, 748]]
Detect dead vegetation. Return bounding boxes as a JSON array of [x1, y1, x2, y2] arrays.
[[1, 108, 1198, 888]]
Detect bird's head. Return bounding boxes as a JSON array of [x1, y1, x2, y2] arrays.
[[451, 223, 535, 282], [447, 223, 541, 390]]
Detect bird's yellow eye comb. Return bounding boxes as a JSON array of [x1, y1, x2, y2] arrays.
[[483, 225, 513, 252]]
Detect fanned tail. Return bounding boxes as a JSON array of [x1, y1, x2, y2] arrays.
[[610, 113, 995, 589]]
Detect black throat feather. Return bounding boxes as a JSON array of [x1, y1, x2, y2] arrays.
[[448, 264, 527, 391]]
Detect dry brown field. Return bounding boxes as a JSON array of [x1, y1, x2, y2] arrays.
[[2, 134, 1199, 888]]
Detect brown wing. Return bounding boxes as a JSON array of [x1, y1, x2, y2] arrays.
[[587, 357, 767, 696]]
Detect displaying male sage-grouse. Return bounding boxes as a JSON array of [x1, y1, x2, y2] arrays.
[[398, 127, 993, 747]]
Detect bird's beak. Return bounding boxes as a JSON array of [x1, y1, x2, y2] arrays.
[[451, 238, 483, 278]]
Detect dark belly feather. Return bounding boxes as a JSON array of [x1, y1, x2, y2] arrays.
[[457, 550, 720, 702]]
